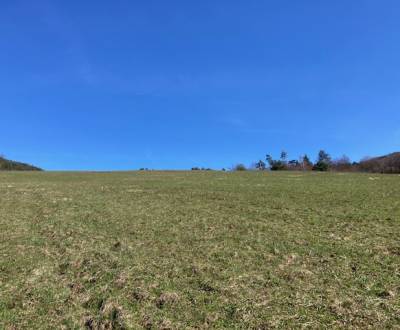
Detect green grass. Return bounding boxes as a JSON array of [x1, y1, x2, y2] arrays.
[[1, 171, 399, 329]]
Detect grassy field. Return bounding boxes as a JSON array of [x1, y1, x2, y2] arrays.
[[0, 171, 399, 329]]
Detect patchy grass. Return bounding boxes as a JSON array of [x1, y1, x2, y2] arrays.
[[0, 171, 399, 329]]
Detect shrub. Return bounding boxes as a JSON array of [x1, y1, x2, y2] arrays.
[[287, 160, 301, 171], [331, 155, 353, 172], [233, 164, 247, 171], [265, 151, 289, 171], [266, 155, 286, 171], [313, 161, 329, 172]]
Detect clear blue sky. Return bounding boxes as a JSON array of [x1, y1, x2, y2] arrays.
[[1, 0, 400, 170]]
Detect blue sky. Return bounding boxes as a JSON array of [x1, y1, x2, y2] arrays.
[[1, 0, 400, 170]]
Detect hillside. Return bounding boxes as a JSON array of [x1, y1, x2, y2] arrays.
[[359, 152, 400, 173], [0, 156, 42, 171]]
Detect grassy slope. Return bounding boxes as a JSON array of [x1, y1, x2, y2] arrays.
[[0, 171, 399, 329]]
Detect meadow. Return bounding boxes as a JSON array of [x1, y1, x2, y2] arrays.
[[0, 171, 399, 329]]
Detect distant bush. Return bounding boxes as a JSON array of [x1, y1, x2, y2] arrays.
[[287, 159, 301, 171], [313, 161, 329, 172], [265, 151, 290, 171], [331, 155, 353, 172], [233, 164, 247, 171]]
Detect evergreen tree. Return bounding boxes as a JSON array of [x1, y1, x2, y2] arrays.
[[313, 150, 331, 171]]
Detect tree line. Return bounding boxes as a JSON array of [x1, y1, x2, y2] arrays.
[[232, 150, 400, 174]]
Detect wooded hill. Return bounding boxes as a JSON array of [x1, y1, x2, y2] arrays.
[[0, 156, 42, 171], [359, 152, 400, 174]]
